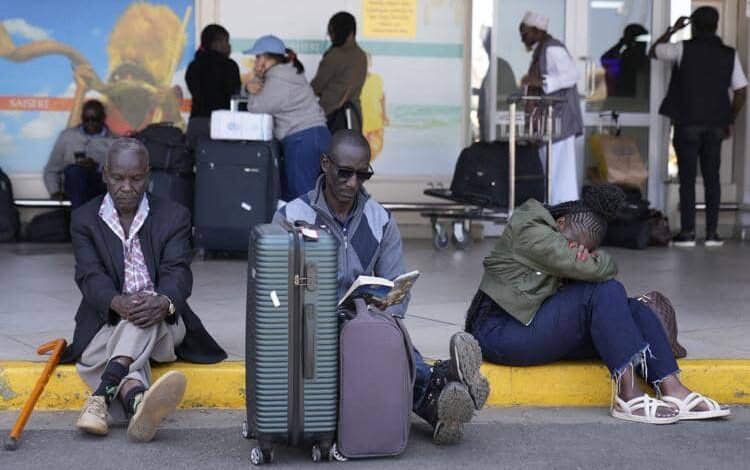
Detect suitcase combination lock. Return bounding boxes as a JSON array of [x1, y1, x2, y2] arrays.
[[293, 263, 318, 291]]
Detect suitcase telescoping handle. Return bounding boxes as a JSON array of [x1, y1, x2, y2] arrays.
[[230, 94, 248, 112]]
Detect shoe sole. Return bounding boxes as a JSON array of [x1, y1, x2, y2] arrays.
[[670, 241, 696, 247], [127, 371, 186, 442], [449, 332, 490, 410], [610, 408, 679, 425], [75, 417, 108, 436], [75, 398, 108, 436], [704, 241, 724, 247], [678, 408, 731, 420], [433, 382, 474, 445]]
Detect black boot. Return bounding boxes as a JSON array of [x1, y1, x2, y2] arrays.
[[416, 379, 474, 445], [436, 332, 490, 410]]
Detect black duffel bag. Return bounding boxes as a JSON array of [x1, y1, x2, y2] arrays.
[[26, 210, 70, 242], [133, 122, 193, 172], [602, 185, 650, 249]]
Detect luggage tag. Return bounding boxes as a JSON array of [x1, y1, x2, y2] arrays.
[[293, 220, 320, 241]]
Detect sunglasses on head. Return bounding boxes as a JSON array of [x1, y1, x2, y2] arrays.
[[324, 155, 374, 181]]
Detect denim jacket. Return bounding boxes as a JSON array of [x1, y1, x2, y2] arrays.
[[273, 176, 409, 317]]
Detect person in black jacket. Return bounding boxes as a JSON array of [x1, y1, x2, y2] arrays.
[[64, 138, 226, 442], [650, 7, 747, 247], [185, 24, 241, 146]]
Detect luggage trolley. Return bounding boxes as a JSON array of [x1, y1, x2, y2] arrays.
[[421, 94, 563, 251]]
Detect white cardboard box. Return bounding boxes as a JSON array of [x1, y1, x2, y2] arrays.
[[210, 110, 273, 141]]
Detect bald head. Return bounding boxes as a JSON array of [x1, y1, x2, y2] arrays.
[[321, 130, 373, 208], [330, 130, 370, 167]]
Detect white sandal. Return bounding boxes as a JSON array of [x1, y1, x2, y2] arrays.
[[610, 394, 679, 425], [661, 392, 731, 420]]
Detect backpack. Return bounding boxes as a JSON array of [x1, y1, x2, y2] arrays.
[[133, 122, 194, 172], [0, 168, 20, 242]]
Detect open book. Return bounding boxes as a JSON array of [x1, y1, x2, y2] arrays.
[[338, 270, 420, 309]]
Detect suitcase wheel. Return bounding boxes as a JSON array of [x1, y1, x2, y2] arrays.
[[432, 222, 450, 251], [250, 446, 273, 465], [311, 444, 323, 463], [240, 421, 253, 439]]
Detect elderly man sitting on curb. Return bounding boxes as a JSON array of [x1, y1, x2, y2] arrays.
[[274, 130, 490, 444], [61, 138, 226, 441]]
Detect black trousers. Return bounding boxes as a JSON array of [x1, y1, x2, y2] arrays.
[[672, 125, 724, 234]]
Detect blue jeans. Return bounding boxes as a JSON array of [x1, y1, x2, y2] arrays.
[[470, 280, 678, 385], [63, 164, 106, 209], [281, 126, 331, 201], [412, 348, 432, 412]]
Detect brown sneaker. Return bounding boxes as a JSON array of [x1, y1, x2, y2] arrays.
[[76, 395, 108, 435], [127, 371, 187, 442]]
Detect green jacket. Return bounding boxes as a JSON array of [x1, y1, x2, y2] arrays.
[[479, 199, 618, 326]]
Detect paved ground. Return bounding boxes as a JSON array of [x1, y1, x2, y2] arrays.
[[1, 238, 748, 362], [1, 407, 748, 469]]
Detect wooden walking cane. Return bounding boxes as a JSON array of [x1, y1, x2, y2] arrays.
[[4, 338, 67, 451]]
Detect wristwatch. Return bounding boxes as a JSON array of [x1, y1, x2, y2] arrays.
[[160, 294, 176, 317]]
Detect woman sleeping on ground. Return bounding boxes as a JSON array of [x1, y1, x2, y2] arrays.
[[465, 185, 729, 424]]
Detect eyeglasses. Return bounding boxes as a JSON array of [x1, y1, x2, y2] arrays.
[[82, 115, 103, 123], [324, 155, 374, 181]]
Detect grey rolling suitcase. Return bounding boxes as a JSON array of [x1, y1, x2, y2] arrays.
[[194, 138, 280, 254], [337, 298, 416, 458], [244, 223, 339, 465]]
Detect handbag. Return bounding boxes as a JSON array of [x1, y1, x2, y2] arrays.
[[637, 291, 687, 358]]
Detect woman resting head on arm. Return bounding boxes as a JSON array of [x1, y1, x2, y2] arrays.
[[469, 185, 731, 425]]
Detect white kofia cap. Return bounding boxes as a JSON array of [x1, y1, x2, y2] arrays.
[[522, 11, 549, 31]]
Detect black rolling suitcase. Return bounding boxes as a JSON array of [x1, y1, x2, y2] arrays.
[[194, 138, 280, 253], [449, 141, 545, 209], [244, 223, 339, 465], [148, 170, 194, 213]]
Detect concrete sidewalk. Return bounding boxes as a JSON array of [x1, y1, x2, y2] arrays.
[[1, 238, 749, 409]]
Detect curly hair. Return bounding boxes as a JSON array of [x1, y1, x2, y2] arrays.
[[548, 185, 625, 249]]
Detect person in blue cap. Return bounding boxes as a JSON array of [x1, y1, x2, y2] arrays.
[[243, 35, 330, 201]]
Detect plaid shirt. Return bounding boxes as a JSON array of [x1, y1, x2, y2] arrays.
[[99, 194, 154, 295]]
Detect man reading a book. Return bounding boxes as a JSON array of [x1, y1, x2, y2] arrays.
[[273, 129, 490, 445]]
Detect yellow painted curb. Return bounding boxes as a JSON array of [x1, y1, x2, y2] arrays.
[[481, 359, 750, 406], [0, 362, 245, 410], [1, 359, 748, 410]]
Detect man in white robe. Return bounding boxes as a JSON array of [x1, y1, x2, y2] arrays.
[[519, 11, 583, 204]]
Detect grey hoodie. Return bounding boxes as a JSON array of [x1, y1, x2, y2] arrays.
[[246, 62, 327, 140], [273, 175, 410, 318]]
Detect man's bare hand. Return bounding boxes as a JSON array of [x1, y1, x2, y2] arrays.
[[127, 294, 170, 328], [673, 16, 691, 31], [521, 75, 543, 88], [110, 294, 146, 320]]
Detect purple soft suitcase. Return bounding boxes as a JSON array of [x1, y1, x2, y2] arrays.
[[337, 298, 416, 458]]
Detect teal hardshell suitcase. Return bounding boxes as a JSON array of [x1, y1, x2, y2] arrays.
[[245, 223, 339, 464]]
